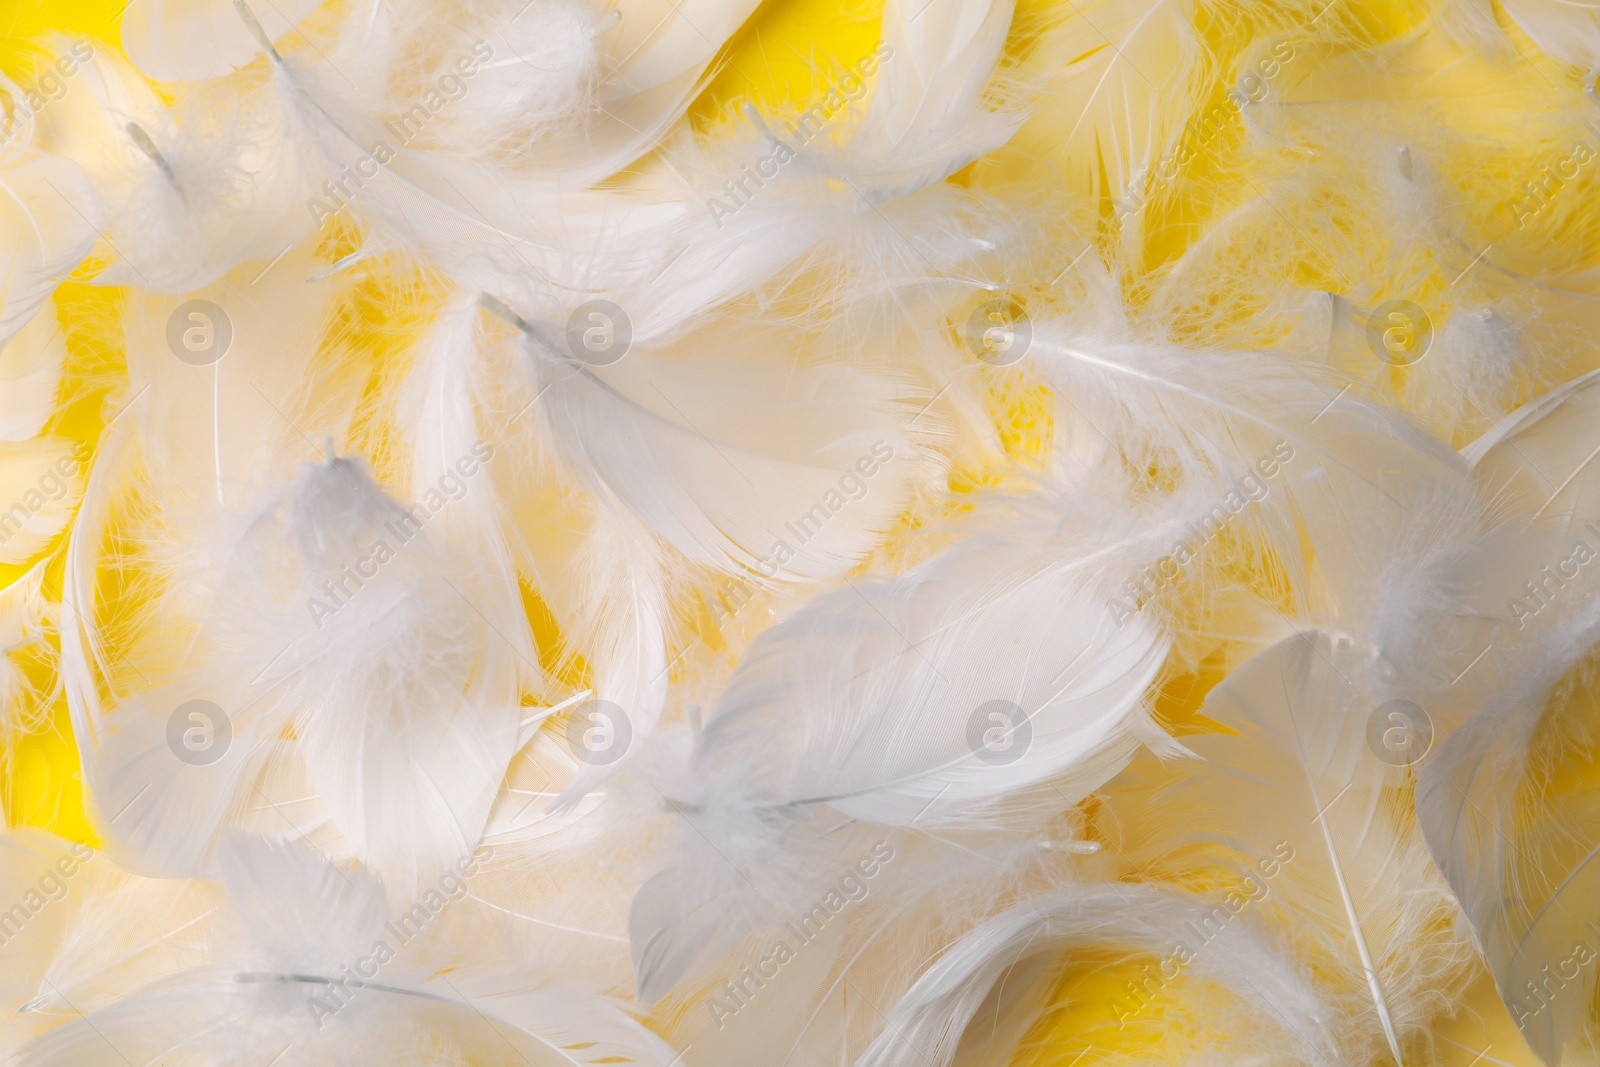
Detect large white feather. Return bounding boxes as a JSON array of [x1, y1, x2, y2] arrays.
[[1415, 371, 1600, 1064], [1110, 631, 1467, 1066], [15, 837, 682, 1066], [629, 537, 1172, 1002]]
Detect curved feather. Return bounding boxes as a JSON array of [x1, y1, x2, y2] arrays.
[[1417, 372, 1600, 1064], [853, 883, 1338, 1067], [691, 541, 1170, 824]]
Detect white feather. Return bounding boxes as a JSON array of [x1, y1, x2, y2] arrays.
[[1415, 371, 1600, 1064], [15, 837, 682, 1066], [0, 137, 101, 349], [1109, 631, 1468, 1066], [1028, 326, 1472, 616], [32, 38, 315, 292], [628, 537, 1171, 1002], [854, 883, 1338, 1067], [119, 0, 326, 83]]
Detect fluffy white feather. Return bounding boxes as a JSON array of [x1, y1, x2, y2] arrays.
[[628, 536, 1172, 1002], [33, 36, 315, 292]]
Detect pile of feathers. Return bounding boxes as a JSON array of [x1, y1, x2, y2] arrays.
[[5, 0, 1600, 1062]]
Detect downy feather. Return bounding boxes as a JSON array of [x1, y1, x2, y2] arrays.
[[32, 36, 316, 292]]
